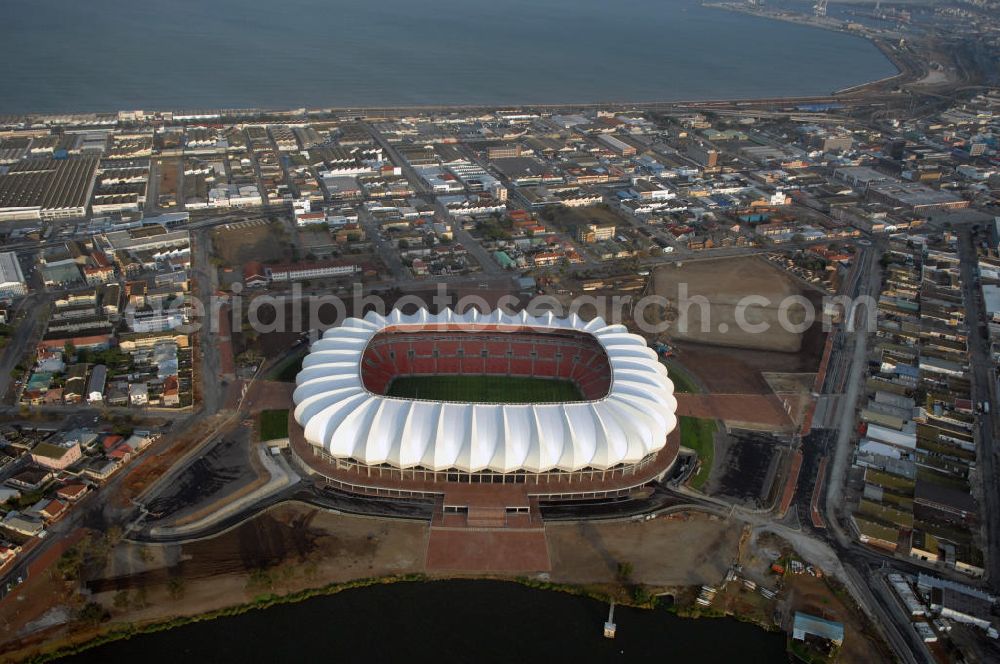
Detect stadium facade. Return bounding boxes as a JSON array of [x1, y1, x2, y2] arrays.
[[290, 308, 679, 509]]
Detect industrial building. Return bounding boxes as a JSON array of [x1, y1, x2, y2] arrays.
[[87, 364, 108, 403], [597, 134, 637, 157], [0, 157, 98, 221], [99, 227, 191, 257], [266, 260, 359, 282], [0, 252, 27, 299], [833, 166, 888, 189], [865, 181, 969, 214], [792, 612, 845, 647]]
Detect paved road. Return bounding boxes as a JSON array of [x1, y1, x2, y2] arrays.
[[957, 229, 1000, 591], [361, 122, 431, 196], [0, 292, 49, 403], [362, 121, 505, 276], [145, 158, 160, 214], [824, 245, 878, 541], [805, 246, 936, 663], [807, 243, 947, 663], [357, 204, 408, 281], [430, 196, 505, 276], [190, 226, 224, 416]]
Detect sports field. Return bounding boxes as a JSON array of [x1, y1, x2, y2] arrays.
[[386, 375, 583, 403], [259, 409, 289, 441]]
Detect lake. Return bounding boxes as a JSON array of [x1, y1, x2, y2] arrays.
[[63, 580, 787, 662], [0, 0, 897, 114]]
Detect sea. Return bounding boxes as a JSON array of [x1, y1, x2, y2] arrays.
[[0, 0, 898, 114], [63, 580, 787, 663]]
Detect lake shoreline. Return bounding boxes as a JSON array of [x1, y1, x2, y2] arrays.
[[20, 575, 784, 663], [1, 501, 887, 663]]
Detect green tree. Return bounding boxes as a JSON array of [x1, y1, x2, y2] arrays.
[[131, 587, 149, 609], [105, 524, 123, 547], [56, 544, 86, 581], [77, 602, 109, 625], [246, 568, 273, 592], [167, 577, 185, 600], [113, 590, 130, 609]]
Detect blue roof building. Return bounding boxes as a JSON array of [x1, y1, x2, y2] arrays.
[[792, 612, 844, 646]]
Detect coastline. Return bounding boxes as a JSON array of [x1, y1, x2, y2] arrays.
[[701, 1, 912, 96], [0, 3, 917, 119]]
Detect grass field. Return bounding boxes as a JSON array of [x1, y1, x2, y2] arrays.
[[259, 409, 289, 441], [680, 416, 716, 491], [663, 360, 699, 394], [386, 375, 583, 403], [268, 349, 306, 382]]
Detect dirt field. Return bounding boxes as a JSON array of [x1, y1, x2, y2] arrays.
[[0, 506, 431, 660], [741, 530, 891, 664], [426, 530, 549, 572], [297, 229, 336, 259], [155, 158, 180, 207], [546, 512, 740, 587], [244, 381, 295, 414], [671, 328, 825, 395], [212, 219, 291, 266], [675, 393, 792, 429], [89, 503, 428, 602], [783, 573, 888, 664], [548, 204, 627, 230], [0, 500, 887, 662], [89, 507, 745, 601], [0, 529, 88, 650], [652, 257, 818, 353]]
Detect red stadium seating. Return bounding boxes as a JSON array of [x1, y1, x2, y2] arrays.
[[359, 327, 612, 399]]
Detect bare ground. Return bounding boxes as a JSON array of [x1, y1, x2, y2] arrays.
[[0, 504, 881, 662], [212, 219, 291, 266], [652, 256, 810, 353], [546, 511, 741, 587]]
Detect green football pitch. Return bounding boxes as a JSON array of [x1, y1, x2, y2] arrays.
[[385, 375, 584, 403]]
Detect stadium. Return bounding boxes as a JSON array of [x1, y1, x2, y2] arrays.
[[289, 307, 679, 517]]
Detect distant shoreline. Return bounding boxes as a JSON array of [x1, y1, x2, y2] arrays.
[[702, 1, 909, 94], [2, 84, 900, 123], [0, 1, 904, 119]]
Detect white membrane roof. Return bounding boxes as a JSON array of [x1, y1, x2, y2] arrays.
[[292, 308, 677, 473]]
